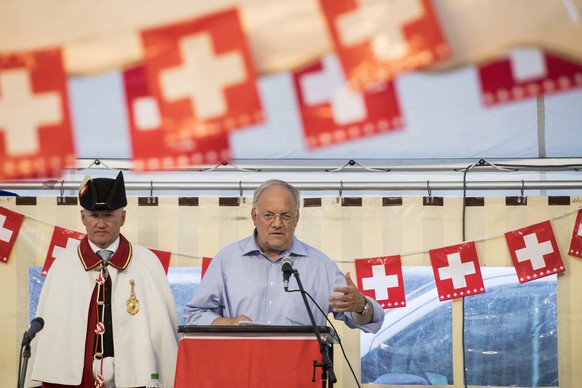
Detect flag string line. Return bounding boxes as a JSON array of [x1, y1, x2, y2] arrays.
[[2, 204, 581, 264]]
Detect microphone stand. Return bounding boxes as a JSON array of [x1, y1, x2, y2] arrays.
[[17, 332, 31, 388], [290, 270, 336, 388]]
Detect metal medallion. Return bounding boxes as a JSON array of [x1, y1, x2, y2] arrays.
[[126, 279, 140, 315]]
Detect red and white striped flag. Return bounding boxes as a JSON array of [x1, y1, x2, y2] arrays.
[[505, 220, 565, 284], [0, 206, 24, 264], [355, 255, 405, 309], [41, 226, 85, 275], [429, 241, 485, 301]]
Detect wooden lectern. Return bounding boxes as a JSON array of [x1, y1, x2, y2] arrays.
[[174, 325, 336, 388]]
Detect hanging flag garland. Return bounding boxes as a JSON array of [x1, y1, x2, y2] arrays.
[[0, 48, 76, 180], [355, 255, 406, 309], [0, 206, 24, 263], [429, 241, 485, 301], [2, 205, 580, 303], [504, 220, 566, 284], [41, 226, 86, 276], [568, 208, 582, 258]]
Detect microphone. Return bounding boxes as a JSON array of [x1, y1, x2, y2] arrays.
[[281, 256, 295, 291], [21, 317, 44, 347]]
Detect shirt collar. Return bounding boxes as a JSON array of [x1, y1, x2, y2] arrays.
[[79, 235, 132, 271], [88, 237, 120, 255], [243, 230, 308, 261]]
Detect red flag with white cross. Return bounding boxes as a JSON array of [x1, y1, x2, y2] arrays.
[[355, 255, 405, 309], [149, 248, 172, 275], [0, 206, 24, 264], [41, 226, 85, 276], [123, 65, 231, 171], [201, 257, 213, 279], [292, 55, 403, 149], [505, 220, 565, 284], [140, 8, 263, 145], [0, 48, 76, 179], [568, 209, 582, 259], [319, 0, 450, 89], [478, 49, 582, 106], [429, 241, 485, 301]]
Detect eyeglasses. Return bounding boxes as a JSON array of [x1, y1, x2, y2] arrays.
[[261, 212, 295, 223]]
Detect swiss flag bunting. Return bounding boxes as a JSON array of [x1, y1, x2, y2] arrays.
[[568, 209, 582, 258], [478, 49, 582, 106], [201, 256, 213, 279], [149, 248, 172, 274], [429, 241, 485, 301], [0, 206, 25, 263], [292, 55, 403, 150], [0, 48, 76, 180], [41, 226, 85, 276], [319, 0, 450, 89], [505, 220, 565, 284], [355, 255, 406, 309], [140, 8, 264, 145], [123, 65, 231, 170]]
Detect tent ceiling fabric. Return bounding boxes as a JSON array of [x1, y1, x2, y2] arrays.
[[1, 0, 581, 187], [1, 0, 581, 75]]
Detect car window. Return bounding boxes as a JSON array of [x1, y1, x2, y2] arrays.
[[361, 267, 558, 387]]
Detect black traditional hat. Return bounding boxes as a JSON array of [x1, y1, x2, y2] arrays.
[[79, 171, 127, 211]]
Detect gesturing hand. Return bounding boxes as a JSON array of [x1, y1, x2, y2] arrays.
[[329, 272, 367, 313]]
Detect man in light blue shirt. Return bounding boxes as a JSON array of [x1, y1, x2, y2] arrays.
[[183, 179, 384, 333]]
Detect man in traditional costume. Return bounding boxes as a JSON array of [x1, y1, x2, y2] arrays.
[[28, 171, 179, 388]]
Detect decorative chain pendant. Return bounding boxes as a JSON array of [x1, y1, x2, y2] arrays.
[[126, 279, 139, 315]]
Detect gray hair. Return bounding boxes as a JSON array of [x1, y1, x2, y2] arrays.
[[252, 179, 300, 210]]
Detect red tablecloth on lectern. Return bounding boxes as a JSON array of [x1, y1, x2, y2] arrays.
[[174, 333, 326, 388]]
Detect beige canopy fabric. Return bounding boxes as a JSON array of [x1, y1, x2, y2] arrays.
[[1, 0, 581, 76]]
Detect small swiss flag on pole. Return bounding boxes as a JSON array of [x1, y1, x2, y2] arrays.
[[429, 241, 485, 301], [568, 209, 582, 259], [505, 220, 565, 284], [355, 255, 405, 309]]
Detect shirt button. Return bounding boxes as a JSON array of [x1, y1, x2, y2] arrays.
[[268, 300, 272, 305]]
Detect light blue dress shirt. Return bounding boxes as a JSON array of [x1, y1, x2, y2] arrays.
[[183, 232, 384, 333]]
